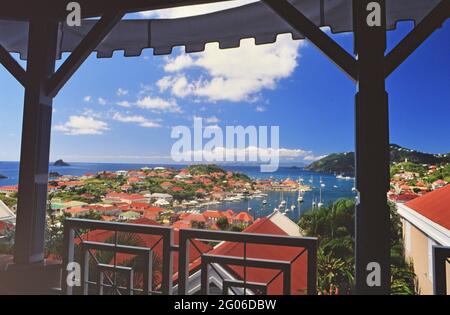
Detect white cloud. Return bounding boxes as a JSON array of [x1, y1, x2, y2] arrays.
[[136, 95, 181, 113], [54, 116, 109, 135], [304, 154, 327, 162], [98, 97, 107, 105], [83, 96, 92, 102], [176, 146, 317, 161], [112, 112, 162, 128], [160, 35, 302, 102], [116, 88, 129, 96], [139, 0, 258, 18], [255, 106, 266, 112], [81, 108, 103, 119], [116, 101, 131, 107], [164, 55, 194, 72], [157, 75, 193, 98]]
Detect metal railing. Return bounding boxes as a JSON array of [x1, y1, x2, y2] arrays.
[[62, 218, 173, 295], [62, 218, 318, 295], [433, 246, 450, 295], [178, 228, 317, 295]]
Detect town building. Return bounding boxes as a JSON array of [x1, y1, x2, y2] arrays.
[[397, 184, 450, 294]]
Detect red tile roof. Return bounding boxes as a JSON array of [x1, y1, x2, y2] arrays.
[[183, 213, 206, 223], [106, 192, 147, 201], [233, 211, 254, 222], [405, 184, 450, 230], [389, 193, 418, 202], [223, 209, 235, 219], [172, 220, 191, 230], [209, 217, 308, 295], [0, 185, 18, 191], [203, 210, 224, 219], [0, 221, 13, 233]]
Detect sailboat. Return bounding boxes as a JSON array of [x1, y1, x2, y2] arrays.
[[279, 191, 286, 210], [297, 177, 304, 202], [318, 177, 324, 208], [320, 176, 325, 188]]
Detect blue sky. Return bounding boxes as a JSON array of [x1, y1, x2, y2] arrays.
[[0, 7, 449, 165]]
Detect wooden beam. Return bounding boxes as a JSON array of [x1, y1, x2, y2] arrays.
[[0, 43, 27, 87], [385, 0, 450, 78], [263, 0, 358, 81], [46, 10, 124, 98], [353, 0, 390, 295]]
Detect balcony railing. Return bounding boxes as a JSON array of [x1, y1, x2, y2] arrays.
[[62, 218, 173, 295], [62, 218, 317, 295], [433, 246, 450, 295]]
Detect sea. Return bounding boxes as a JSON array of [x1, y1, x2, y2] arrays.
[[0, 161, 356, 222]]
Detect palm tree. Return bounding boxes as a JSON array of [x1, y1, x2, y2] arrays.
[[298, 198, 417, 294], [92, 232, 163, 294]]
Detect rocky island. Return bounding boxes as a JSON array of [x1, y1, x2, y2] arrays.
[[53, 159, 70, 167]]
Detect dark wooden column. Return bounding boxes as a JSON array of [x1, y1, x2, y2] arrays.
[[353, 0, 391, 294], [14, 17, 59, 265]]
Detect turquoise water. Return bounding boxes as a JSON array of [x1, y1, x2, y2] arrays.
[[0, 161, 356, 221]]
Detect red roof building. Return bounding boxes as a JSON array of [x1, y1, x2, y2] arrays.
[[389, 193, 418, 203], [405, 184, 450, 230], [183, 213, 206, 223], [172, 220, 191, 230], [127, 177, 142, 184], [232, 211, 254, 225], [396, 183, 450, 295], [104, 192, 149, 204], [208, 213, 308, 295], [202, 210, 224, 223], [161, 182, 173, 189], [0, 185, 19, 194]]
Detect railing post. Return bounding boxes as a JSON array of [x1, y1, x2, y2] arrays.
[[200, 259, 210, 295], [97, 271, 104, 295], [162, 229, 173, 294], [433, 246, 450, 295], [283, 266, 291, 295], [143, 251, 152, 295], [62, 222, 75, 295], [81, 245, 90, 295], [307, 243, 317, 295], [178, 230, 190, 295]]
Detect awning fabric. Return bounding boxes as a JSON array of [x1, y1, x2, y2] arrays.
[[0, 0, 441, 60]]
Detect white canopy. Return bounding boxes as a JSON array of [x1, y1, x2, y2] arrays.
[[0, 0, 441, 59]]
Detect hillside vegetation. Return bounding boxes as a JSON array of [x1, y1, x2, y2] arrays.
[[306, 144, 450, 176]]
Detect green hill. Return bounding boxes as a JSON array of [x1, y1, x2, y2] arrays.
[[305, 152, 355, 176], [389, 144, 450, 165], [305, 144, 450, 176]]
